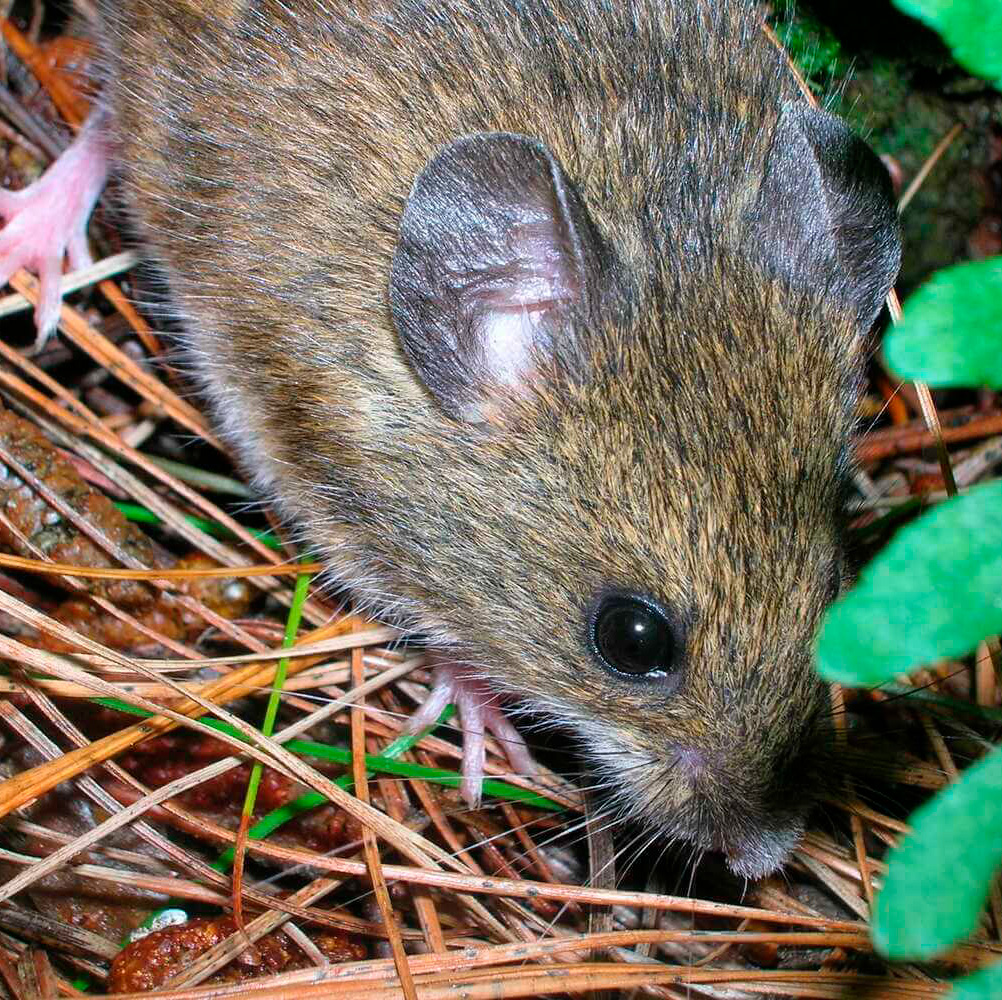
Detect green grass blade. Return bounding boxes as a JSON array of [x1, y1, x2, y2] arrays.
[[90, 700, 562, 811], [114, 501, 282, 550], [230, 568, 311, 866]]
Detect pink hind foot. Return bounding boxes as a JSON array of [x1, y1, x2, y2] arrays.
[[0, 111, 109, 349], [408, 660, 537, 808]]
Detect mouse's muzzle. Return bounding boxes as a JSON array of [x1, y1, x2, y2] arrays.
[[588, 681, 830, 880], [678, 704, 830, 876], [656, 744, 818, 878]]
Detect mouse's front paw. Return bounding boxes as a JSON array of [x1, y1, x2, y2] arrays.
[[407, 659, 536, 808], [0, 115, 109, 350]]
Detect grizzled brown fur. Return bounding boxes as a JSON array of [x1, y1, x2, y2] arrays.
[[93, 0, 900, 875]]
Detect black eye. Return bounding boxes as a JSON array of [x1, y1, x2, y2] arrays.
[[590, 595, 677, 677]]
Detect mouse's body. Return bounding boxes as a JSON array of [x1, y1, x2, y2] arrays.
[[2, 0, 900, 877]]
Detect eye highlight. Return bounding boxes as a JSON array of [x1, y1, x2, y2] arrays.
[[589, 594, 677, 677]]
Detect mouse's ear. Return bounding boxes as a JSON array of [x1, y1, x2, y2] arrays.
[[747, 104, 901, 329], [390, 132, 599, 422]]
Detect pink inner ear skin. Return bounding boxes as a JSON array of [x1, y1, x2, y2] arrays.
[[477, 305, 545, 385], [467, 206, 586, 389]]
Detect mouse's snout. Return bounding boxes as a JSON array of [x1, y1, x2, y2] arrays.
[[659, 742, 815, 878], [697, 763, 811, 876], [619, 690, 829, 878], [668, 733, 811, 816]]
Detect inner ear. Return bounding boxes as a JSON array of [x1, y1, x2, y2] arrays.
[[390, 132, 601, 421]]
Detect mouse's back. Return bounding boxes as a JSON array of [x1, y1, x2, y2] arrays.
[[95, 0, 900, 876]]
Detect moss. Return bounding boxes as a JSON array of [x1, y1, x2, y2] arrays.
[[770, 3, 852, 88]]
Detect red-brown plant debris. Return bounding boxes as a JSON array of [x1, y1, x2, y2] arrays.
[[109, 917, 366, 994]]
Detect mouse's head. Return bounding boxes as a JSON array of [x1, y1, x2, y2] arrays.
[[387, 106, 899, 877]]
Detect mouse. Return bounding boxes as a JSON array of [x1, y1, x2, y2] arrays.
[[0, 0, 900, 879]]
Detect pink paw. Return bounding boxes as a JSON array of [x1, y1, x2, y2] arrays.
[[0, 112, 109, 349], [408, 660, 537, 808]]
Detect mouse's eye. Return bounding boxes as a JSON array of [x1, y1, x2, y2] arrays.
[[590, 595, 677, 677]]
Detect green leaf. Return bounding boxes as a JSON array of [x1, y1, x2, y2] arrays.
[[892, 0, 1002, 87], [873, 747, 1002, 958], [951, 962, 1002, 1000], [816, 480, 1002, 686], [883, 257, 1002, 390]]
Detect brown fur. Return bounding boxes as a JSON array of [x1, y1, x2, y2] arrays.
[[94, 0, 899, 876]]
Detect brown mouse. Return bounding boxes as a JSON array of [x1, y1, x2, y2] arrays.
[[0, 0, 900, 878]]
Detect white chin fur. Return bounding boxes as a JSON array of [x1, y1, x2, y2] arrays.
[[574, 717, 808, 880], [723, 820, 805, 880]]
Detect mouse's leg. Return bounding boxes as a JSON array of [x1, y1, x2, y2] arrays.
[[407, 659, 536, 808], [0, 110, 109, 350]]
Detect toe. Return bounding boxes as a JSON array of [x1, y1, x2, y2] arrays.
[[31, 257, 65, 351], [485, 708, 536, 778], [66, 231, 93, 272], [458, 723, 486, 809], [455, 682, 487, 808], [454, 685, 488, 809], [405, 671, 452, 733], [0, 218, 29, 281], [0, 252, 18, 293]]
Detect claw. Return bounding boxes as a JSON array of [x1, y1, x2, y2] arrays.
[[408, 659, 536, 808], [0, 111, 109, 350], [33, 256, 64, 351], [66, 232, 95, 272]]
